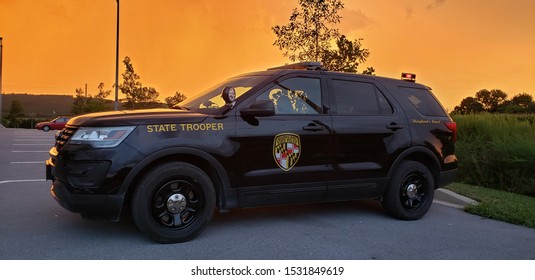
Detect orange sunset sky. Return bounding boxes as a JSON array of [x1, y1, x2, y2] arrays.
[[1, 0, 534, 111]]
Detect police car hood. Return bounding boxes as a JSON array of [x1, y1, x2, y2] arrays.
[[67, 109, 209, 127]]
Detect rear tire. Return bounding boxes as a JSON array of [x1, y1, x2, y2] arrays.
[[42, 125, 50, 132], [131, 162, 215, 243], [382, 161, 434, 220]]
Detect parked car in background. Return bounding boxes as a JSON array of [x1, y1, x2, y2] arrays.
[[35, 117, 70, 132]]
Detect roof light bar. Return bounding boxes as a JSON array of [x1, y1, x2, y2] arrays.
[[268, 62, 324, 71], [401, 73, 416, 82]]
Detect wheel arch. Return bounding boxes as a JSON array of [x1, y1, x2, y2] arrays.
[[119, 147, 234, 211], [388, 147, 441, 189]]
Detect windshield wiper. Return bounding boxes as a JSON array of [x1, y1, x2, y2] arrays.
[[172, 104, 190, 110]]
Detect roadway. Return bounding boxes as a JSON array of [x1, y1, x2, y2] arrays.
[[1, 128, 534, 260]]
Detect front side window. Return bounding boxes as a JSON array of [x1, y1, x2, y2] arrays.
[[256, 77, 322, 115], [180, 75, 269, 114], [331, 79, 393, 115]]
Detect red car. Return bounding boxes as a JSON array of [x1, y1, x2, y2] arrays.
[[35, 116, 70, 132]]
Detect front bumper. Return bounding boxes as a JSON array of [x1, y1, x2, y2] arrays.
[[49, 169, 124, 221], [50, 174, 124, 221]]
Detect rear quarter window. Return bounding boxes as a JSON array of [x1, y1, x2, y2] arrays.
[[398, 87, 447, 116]]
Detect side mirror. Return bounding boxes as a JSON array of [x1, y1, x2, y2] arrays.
[[240, 100, 275, 117]]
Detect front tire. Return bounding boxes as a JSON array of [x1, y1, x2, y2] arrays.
[[131, 162, 215, 243], [42, 125, 50, 132], [382, 161, 434, 220]]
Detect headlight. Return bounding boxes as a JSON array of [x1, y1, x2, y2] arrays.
[[70, 126, 135, 148]]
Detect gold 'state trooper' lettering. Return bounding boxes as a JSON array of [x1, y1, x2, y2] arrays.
[[147, 124, 178, 133], [180, 123, 224, 131], [146, 123, 224, 133]]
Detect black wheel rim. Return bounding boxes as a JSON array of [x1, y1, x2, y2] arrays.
[[399, 173, 428, 210], [151, 178, 204, 229]]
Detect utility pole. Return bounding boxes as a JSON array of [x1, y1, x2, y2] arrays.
[[0, 37, 3, 124], [114, 0, 120, 111]]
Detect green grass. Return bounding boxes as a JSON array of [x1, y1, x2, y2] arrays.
[[445, 183, 535, 228], [452, 114, 535, 196]]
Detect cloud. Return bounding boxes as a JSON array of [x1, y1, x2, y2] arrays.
[[339, 8, 375, 32], [405, 6, 414, 20], [405, 0, 445, 20], [426, 0, 447, 10]]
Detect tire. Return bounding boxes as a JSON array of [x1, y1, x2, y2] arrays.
[[131, 162, 216, 243], [42, 125, 50, 132], [382, 161, 435, 220]]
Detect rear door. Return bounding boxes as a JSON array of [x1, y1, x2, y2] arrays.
[[327, 77, 411, 200]]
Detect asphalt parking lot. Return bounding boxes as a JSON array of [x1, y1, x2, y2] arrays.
[[1, 127, 534, 260]]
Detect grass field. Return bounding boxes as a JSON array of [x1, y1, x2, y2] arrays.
[[446, 114, 535, 228], [452, 113, 535, 197], [445, 183, 535, 229]]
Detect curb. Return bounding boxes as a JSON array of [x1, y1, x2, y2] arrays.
[[433, 188, 478, 209]]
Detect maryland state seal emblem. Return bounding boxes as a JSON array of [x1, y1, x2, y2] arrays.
[[273, 133, 301, 171]]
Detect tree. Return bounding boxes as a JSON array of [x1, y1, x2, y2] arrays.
[[497, 93, 535, 113], [135, 86, 161, 109], [453, 90, 534, 114], [498, 101, 525, 114], [119, 56, 142, 108], [96, 82, 111, 99], [475, 89, 508, 112], [321, 35, 374, 74], [453, 97, 484, 114], [119, 56, 160, 109], [71, 83, 112, 115], [165, 92, 187, 108], [71, 87, 87, 115], [6, 100, 25, 128], [272, 0, 372, 74], [511, 93, 533, 108]]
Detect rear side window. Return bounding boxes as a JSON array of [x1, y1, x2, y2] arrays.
[[331, 79, 393, 115], [398, 87, 447, 116]]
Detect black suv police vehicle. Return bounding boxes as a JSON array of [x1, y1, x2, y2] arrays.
[[46, 62, 457, 243]]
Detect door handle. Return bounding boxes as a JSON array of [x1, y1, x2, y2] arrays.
[[303, 125, 325, 132], [386, 123, 403, 131]]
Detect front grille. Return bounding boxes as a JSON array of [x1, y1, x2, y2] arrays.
[[55, 125, 78, 150]]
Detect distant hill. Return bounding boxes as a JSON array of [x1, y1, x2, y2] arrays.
[[2, 93, 74, 118], [1, 93, 169, 120]]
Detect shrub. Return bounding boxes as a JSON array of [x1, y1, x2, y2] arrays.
[[452, 113, 535, 196]]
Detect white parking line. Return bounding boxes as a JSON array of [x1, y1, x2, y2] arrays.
[[13, 144, 52, 145], [11, 161, 43, 164], [12, 151, 49, 153], [0, 179, 46, 184], [13, 139, 53, 141]]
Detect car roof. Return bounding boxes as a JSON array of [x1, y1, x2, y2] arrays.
[[237, 62, 430, 89]]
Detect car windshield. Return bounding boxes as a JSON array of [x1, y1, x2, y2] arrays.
[[179, 75, 269, 114]]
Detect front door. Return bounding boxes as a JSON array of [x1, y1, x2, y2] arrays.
[[233, 75, 333, 207]]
